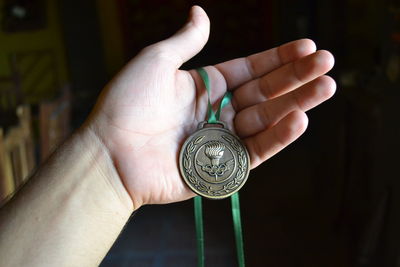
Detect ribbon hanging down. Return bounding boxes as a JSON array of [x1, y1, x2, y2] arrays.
[[193, 67, 246, 267]]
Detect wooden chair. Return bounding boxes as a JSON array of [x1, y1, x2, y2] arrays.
[[0, 106, 35, 204], [0, 128, 15, 204], [0, 51, 70, 203]]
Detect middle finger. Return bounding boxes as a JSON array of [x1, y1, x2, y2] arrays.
[[232, 50, 334, 111]]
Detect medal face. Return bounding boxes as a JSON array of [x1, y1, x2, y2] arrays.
[[179, 122, 250, 199]]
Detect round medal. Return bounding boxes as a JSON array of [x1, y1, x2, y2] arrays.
[[179, 122, 250, 199]]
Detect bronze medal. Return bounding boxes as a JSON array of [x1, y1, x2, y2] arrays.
[[179, 121, 250, 199]]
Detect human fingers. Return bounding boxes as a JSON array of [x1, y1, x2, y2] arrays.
[[214, 39, 316, 89], [244, 110, 308, 168], [232, 50, 334, 111], [235, 75, 335, 138]]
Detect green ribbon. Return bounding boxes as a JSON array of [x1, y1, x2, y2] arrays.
[[194, 68, 245, 267], [194, 196, 205, 267], [196, 67, 232, 124], [231, 193, 245, 266]]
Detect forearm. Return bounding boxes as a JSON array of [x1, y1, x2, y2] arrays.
[[0, 126, 133, 267]]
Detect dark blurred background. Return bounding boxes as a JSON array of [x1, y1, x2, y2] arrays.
[[1, 0, 400, 266]]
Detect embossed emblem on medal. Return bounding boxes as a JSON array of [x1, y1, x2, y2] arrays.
[[179, 122, 250, 199]]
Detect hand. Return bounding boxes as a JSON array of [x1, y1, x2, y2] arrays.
[[87, 6, 335, 210]]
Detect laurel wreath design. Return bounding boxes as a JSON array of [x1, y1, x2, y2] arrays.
[[183, 136, 210, 193], [213, 135, 247, 195], [183, 134, 248, 197]]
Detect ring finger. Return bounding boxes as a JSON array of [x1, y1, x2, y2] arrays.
[[235, 75, 336, 138]]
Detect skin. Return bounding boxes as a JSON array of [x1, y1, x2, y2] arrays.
[[88, 6, 335, 208], [0, 6, 335, 267]]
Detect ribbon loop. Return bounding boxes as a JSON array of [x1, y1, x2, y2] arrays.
[[194, 68, 245, 267], [196, 68, 233, 124]]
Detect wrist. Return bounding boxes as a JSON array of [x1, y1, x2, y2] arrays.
[[0, 123, 135, 266], [78, 123, 135, 212]]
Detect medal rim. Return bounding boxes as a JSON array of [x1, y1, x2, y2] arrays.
[[179, 124, 250, 200]]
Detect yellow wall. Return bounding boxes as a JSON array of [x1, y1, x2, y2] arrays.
[[0, 0, 126, 103], [0, 0, 68, 102]]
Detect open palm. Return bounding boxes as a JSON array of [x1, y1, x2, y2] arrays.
[[88, 6, 335, 210]]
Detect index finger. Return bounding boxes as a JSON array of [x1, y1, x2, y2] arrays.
[[214, 39, 317, 90]]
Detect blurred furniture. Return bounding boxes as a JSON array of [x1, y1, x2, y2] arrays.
[[0, 49, 70, 204], [10, 49, 71, 161], [0, 86, 70, 206], [0, 55, 22, 110], [0, 105, 35, 204], [39, 85, 71, 162], [13, 49, 59, 104]]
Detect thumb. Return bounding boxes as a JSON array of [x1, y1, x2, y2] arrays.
[[150, 6, 210, 68]]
